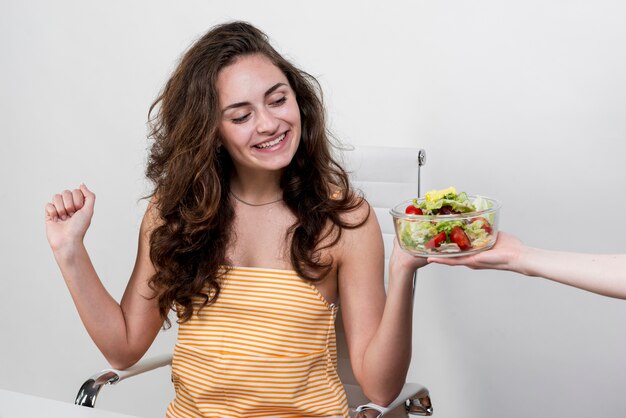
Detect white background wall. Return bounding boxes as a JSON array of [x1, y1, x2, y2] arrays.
[[2, 1, 626, 417]]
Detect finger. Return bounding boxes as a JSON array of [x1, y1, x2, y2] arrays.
[[45, 203, 59, 222], [52, 193, 69, 220], [427, 257, 465, 266], [72, 188, 85, 211], [61, 190, 77, 216], [80, 183, 96, 212]]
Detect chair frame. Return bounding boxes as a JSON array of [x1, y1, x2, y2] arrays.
[[75, 355, 432, 417]]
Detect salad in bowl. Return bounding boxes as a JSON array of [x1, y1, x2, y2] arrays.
[[390, 186, 501, 257]]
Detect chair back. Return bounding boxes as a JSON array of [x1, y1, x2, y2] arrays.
[[337, 146, 421, 412]]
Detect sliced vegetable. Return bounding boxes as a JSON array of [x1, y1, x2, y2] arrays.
[[471, 217, 492, 234], [399, 220, 437, 249], [449, 226, 472, 250], [425, 231, 447, 249]]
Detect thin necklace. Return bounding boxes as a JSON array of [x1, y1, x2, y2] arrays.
[[229, 190, 283, 207]]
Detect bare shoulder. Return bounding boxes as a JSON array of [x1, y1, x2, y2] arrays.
[[325, 183, 374, 230], [140, 195, 164, 235], [341, 195, 377, 229], [336, 196, 383, 265]]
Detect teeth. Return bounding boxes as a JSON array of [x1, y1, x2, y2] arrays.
[[255, 133, 285, 149]]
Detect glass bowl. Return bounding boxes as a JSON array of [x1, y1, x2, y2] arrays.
[[390, 196, 501, 257]]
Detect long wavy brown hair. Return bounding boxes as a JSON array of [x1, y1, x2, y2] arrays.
[[146, 21, 367, 326]]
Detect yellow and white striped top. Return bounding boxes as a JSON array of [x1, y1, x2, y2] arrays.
[[166, 266, 349, 418]]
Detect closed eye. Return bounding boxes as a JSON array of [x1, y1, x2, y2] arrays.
[[231, 113, 251, 124], [271, 96, 287, 106]]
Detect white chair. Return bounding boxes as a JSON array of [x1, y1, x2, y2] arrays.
[[339, 145, 431, 417], [75, 146, 433, 418]]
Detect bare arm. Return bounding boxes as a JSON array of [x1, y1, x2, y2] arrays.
[[338, 203, 427, 406], [45, 184, 163, 369], [429, 231, 626, 299]]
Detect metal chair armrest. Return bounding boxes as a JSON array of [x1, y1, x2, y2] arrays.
[[355, 382, 433, 417], [75, 354, 173, 407]]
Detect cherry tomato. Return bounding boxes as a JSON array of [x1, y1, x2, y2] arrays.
[[450, 226, 472, 250], [405, 205, 423, 215], [425, 231, 447, 249]]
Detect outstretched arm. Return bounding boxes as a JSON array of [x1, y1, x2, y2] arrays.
[[45, 184, 164, 369], [338, 203, 427, 406], [428, 231, 626, 299]]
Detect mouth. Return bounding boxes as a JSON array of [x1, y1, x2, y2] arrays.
[[253, 132, 287, 149]]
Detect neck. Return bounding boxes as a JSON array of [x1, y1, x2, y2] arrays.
[[229, 169, 283, 205]]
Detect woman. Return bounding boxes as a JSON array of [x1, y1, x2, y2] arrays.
[[430, 231, 626, 299], [45, 22, 425, 417]]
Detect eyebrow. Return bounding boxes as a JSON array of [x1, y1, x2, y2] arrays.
[[221, 83, 288, 113]]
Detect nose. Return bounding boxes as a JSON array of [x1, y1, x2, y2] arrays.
[[256, 107, 279, 134]]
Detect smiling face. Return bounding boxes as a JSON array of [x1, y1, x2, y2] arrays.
[[217, 53, 301, 177]]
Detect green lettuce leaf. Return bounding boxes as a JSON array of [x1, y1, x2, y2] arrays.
[[465, 220, 489, 241], [399, 220, 437, 249], [472, 196, 495, 223], [434, 220, 465, 235], [417, 192, 476, 215]]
